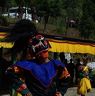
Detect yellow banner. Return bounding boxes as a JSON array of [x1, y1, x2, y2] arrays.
[[0, 32, 8, 39], [0, 42, 13, 48], [0, 33, 95, 55], [48, 39, 95, 55]]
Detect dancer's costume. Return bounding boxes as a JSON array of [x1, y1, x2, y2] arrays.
[[6, 59, 70, 96], [6, 34, 70, 96]]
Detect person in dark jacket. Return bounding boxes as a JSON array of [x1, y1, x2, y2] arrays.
[[68, 59, 75, 84]]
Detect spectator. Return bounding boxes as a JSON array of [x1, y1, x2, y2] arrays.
[[77, 58, 92, 96], [75, 58, 81, 85], [68, 59, 75, 84]]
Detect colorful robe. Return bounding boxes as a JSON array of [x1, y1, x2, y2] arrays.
[[77, 65, 92, 95], [6, 59, 70, 96]]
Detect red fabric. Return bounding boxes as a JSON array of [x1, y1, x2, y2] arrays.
[[17, 84, 27, 92]]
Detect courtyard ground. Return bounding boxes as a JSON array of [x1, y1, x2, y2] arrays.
[[0, 87, 95, 96], [65, 87, 95, 96]]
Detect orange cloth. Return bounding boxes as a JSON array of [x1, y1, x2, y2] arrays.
[[59, 67, 70, 79]]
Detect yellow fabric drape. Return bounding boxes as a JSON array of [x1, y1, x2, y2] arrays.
[[17, 93, 22, 96], [0, 32, 95, 55], [77, 78, 92, 95], [48, 39, 95, 55], [0, 39, 95, 55], [0, 32, 7, 39], [0, 42, 13, 48]]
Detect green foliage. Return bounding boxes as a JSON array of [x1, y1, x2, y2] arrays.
[[0, 16, 9, 26], [56, 17, 67, 34], [35, 0, 63, 17], [78, 0, 95, 39], [0, 0, 15, 8], [62, 0, 83, 19], [1, 0, 95, 40], [10, 0, 17, 6], [15, 0, 24, 6], [48, 0, 63, 17], [0, 0, 6, 7], [79, 16, 95, 39]]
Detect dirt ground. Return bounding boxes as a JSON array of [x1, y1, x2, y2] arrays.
[[65, 87, 95, 96], [0, 87, 95, 96]]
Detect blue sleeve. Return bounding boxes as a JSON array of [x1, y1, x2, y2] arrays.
[[53, 59, 65, 68]]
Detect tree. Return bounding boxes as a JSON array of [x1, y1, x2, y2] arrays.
[[34, 0, 63, 32], [0, 0, 7, 15], [79, 17, 95, 39], [79, 0, 95, 39]]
